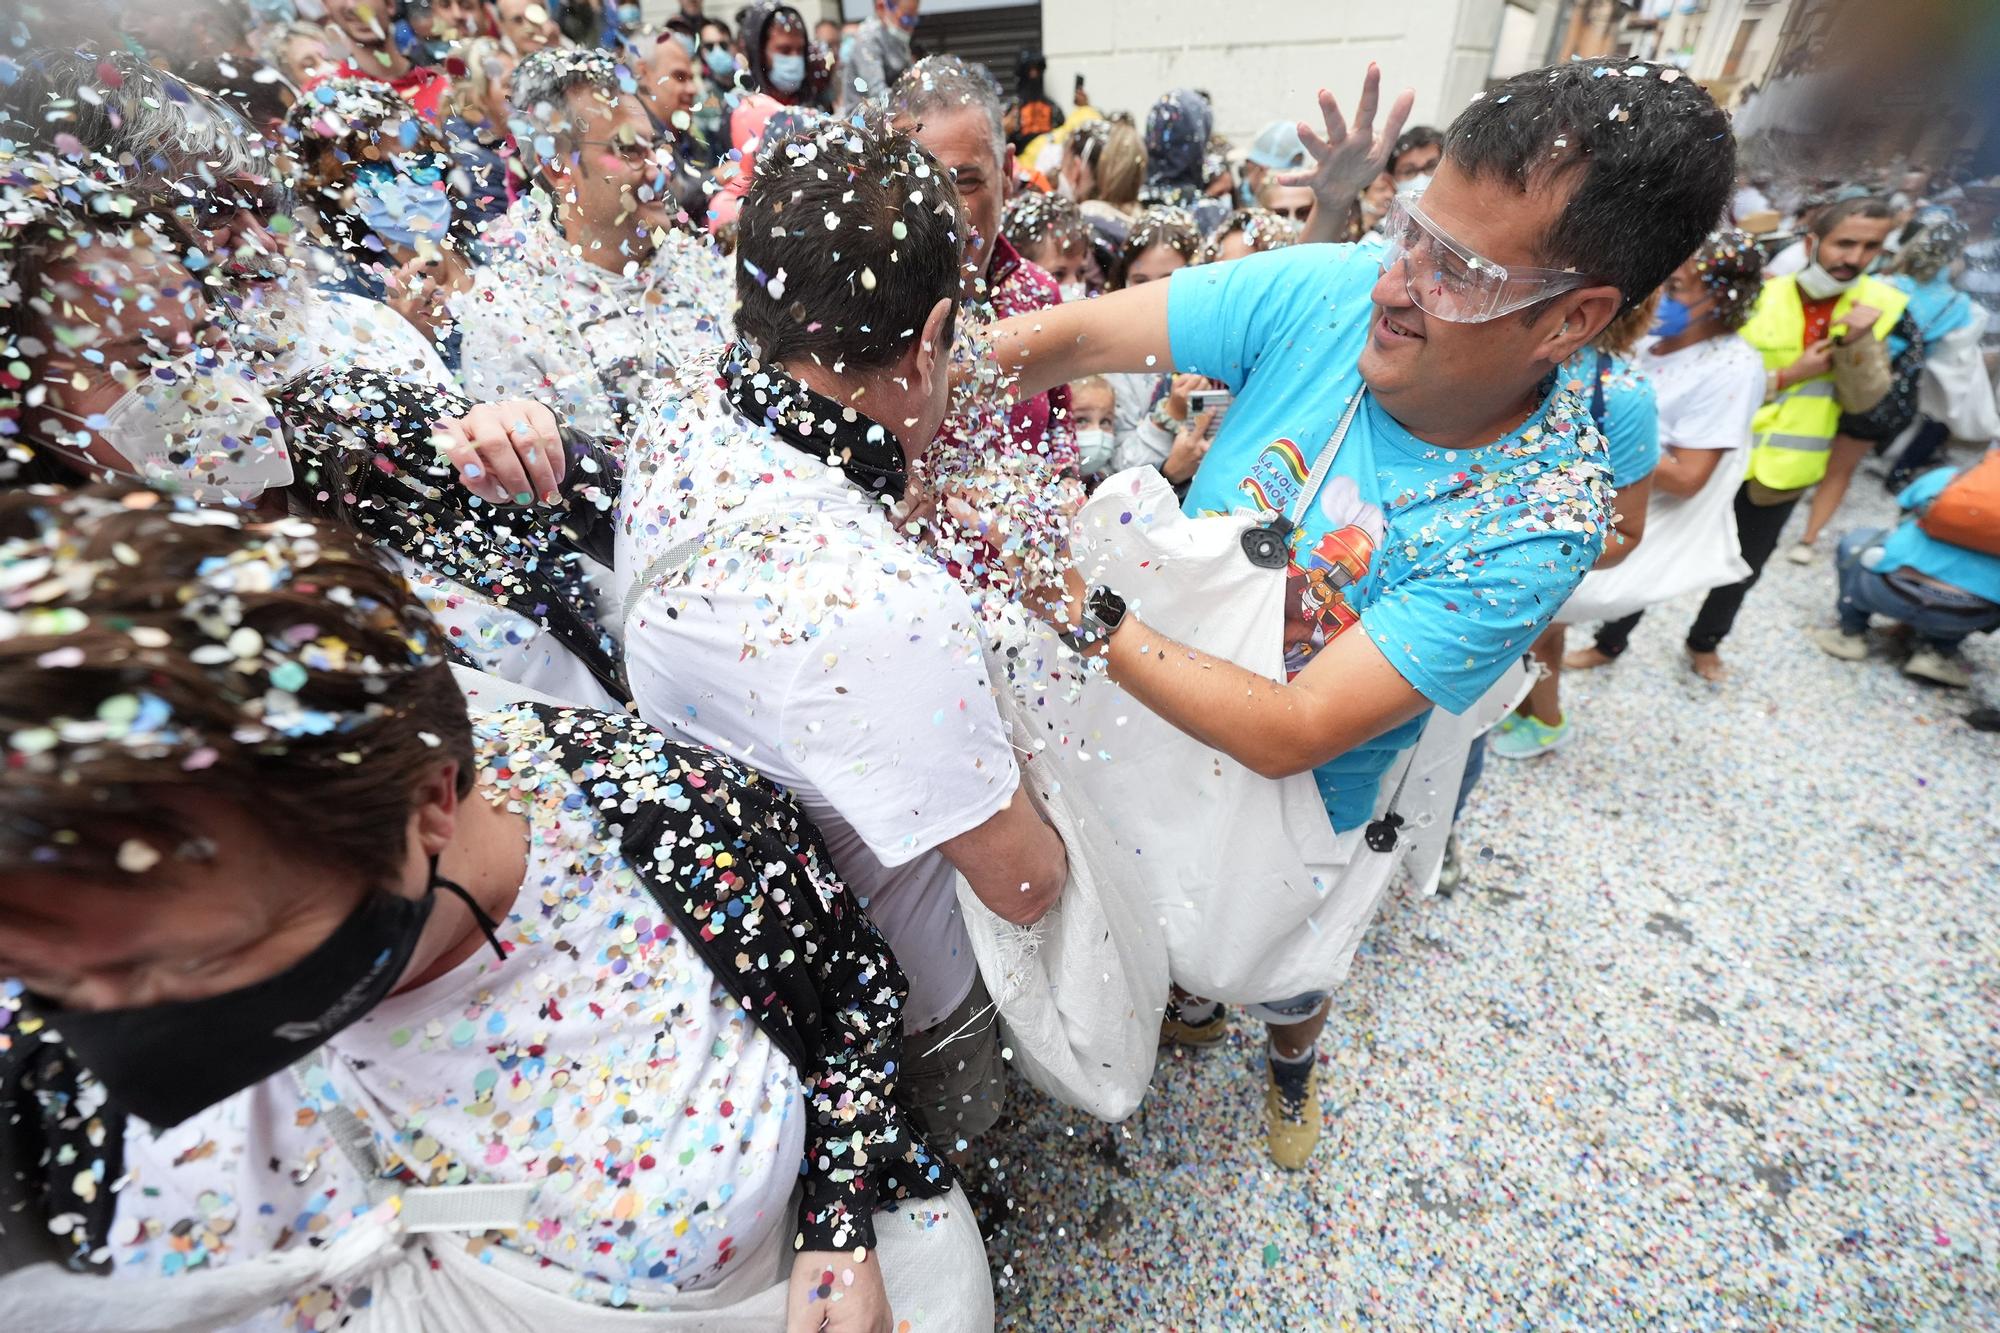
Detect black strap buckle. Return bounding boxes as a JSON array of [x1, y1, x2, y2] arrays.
[[1241, 516, 1293, 569], [1364, 811, 1405, 854]]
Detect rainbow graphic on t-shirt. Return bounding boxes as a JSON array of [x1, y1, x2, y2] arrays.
[[1237, 437, 1310, 515]]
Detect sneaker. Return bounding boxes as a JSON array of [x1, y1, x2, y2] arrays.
[[1904, 648, 1972, 689], [1785, 542, 1816, 565], [1966, 705, 2000, 733], [1811, 627, 1869, 661], [1435, 832, 1463, 897], [1264, 1062, 1322, 1170], [1488, 713, 1569, 760], [1491, 712, 1525, 736], [1159, 1002, 1229, 1049]]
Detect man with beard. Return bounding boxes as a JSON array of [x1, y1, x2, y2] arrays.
[[455, 47, 732, 443]]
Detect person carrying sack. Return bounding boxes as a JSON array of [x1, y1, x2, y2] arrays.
[[982, 59, 1736, 1169]]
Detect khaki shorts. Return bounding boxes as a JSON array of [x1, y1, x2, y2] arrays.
[[900, 973, 1005, 1153]]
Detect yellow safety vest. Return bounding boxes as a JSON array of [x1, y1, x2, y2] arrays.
[[1740, 272, 1909, 491]]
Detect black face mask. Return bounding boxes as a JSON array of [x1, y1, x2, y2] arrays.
[[35, 860, 505, 1128]]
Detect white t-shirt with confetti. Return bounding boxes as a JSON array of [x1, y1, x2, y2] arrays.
[[105, 712, 806, 1324], [618, 386, 1022, 1034]]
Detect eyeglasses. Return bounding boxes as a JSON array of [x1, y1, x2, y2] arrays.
[[1378, 195, 1594, 324]]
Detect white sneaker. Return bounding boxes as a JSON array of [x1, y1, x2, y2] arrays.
[[1784, 542, 1816, 566], [1811, 627, 1868, 661], [1904, 648, 1972, 689]]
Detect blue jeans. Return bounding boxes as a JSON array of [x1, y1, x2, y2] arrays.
[[1836, 529, 2000, 651]]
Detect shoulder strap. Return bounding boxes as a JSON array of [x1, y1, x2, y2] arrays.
[[1590, 349, 1609, 428], [1283, 391, 1367, 528]]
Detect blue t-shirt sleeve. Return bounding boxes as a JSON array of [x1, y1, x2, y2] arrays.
[[1896, 465, 1958, 512], [1167, 244, 1367, 390], [1360, 503, 1602, 714], [1606, 375, 1661, 487]]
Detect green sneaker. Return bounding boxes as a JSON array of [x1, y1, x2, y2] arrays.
[[1489, 712, 1569, 760]]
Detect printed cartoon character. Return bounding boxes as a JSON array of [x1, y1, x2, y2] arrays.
[[1291, 471, 1385, 641]]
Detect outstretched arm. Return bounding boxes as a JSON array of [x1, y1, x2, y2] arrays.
[[988, 277, 1176, 404]]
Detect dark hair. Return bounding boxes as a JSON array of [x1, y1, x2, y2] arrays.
[[1810, 195, 1896, 238], [1387, 125, 1443, 175], [1003, 191, 1088, 259], [1111, 206, 1200, 289], [735, 117, 965, 370], [0, 484, 474, 882], [1446, 62, 1735, 309], [1201, 207, 1300, 263]]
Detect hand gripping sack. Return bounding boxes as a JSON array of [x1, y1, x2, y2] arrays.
[[954, 635, 1169, 1123], [1022, 468, 1382, 1004]]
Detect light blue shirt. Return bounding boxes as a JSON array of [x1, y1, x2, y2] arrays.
[[1559, 350, 1660, 487], [1171, 245, 1613, 829], [1889, 272, 1976, 345], [1883, 465, 2000, 603]]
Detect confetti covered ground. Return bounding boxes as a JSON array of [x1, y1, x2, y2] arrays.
[[981, 478, 2000, 1331]]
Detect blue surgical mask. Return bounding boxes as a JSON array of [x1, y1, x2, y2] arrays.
[[703, 46, 736, 81], [1649, 294, 1692, 339], [354, 162, 454, 251], [768, 53, 807, 95]]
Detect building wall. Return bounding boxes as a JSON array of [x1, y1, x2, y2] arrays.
[[1038, 0, 1510, 145]]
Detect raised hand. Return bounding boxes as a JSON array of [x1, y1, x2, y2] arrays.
[[1280, 63, 1415, 244]]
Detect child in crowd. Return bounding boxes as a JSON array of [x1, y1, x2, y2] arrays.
[[1002, 190, 1100, 298], [1070, 374, 1119, 482]]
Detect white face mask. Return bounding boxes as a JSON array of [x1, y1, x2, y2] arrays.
[[1796, 255, 1859, 301], [97, 351, 294, 504], [1058, 281, 1090, 304], [1074, 427, 1115, 473], [1395, 172, 1433, 202]]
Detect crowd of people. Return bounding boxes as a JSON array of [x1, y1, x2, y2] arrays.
[[1, 1, 1996, 1329]]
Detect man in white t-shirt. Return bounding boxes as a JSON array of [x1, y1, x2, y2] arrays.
[[618, 118, 1069, 1154]]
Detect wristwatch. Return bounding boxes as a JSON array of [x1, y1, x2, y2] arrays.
[[1058, 584, 1129, 654]]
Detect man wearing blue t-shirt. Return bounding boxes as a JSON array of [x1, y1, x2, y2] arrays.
[[991, 60, 1735, 1165]]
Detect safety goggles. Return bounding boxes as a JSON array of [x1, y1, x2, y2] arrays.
[[1378, 195, 1595, 323]]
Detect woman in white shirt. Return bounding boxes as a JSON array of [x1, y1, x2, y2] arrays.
[[1565, 230, 1771, 674]]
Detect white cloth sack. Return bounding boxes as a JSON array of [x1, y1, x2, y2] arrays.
[[1916, 308, 2000, 443], [0, 1185, 991, 1333], [954, 625, 1169, 1123], [1556, 442, 1753, 625], [1021, 467, 1401, 1005], [1396, 659, 1536, 898]]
